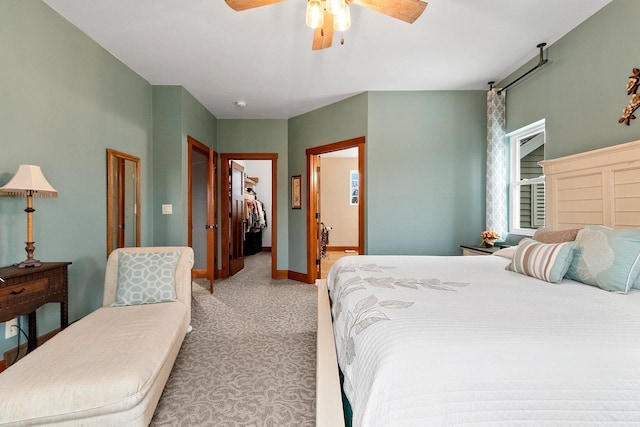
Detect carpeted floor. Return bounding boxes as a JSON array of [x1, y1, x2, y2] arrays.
[[151, 252, 317, 426]]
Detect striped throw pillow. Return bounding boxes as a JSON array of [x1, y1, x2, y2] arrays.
[[506, 238, 575, 284]]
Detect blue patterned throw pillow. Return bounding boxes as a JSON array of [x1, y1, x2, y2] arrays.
[[566, 226, 640, 294], [112, 250, 180, 306]]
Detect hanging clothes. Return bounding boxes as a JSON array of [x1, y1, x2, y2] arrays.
[[244, 189, 267, 255]]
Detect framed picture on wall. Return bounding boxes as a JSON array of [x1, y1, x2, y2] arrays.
[[291, 175, 302, 209], [350, 170, 359, 205]]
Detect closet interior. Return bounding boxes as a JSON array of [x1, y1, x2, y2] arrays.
[[243, 175, 267, 256]]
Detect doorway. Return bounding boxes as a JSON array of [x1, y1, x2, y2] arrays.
[[306, 137, 365, 283], [188, 136, 217, 293], [319, 148, 361, 277], [220, 153, 278, 279]]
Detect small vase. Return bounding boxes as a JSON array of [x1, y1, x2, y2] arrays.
[[483, 239, 496, 248]]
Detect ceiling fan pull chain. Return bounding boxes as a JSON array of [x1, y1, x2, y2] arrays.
[[340, 33, 345, 45]]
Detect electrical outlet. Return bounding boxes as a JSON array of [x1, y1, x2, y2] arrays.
[[5, 318, 18, 339]]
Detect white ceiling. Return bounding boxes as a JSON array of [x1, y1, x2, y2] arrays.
[[43, 0, 612, 119]]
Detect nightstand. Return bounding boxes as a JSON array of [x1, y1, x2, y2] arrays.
[[460, 245, 502, 256], [0, 262, 71, 353]]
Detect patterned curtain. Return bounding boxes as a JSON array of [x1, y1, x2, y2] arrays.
[[486, 89, 508, 240]]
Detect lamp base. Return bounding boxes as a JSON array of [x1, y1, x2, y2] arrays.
[[15, 258, 42, 268], [15, 241, 42, 268]]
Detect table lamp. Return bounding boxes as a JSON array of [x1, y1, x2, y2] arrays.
[[0, 165, 57, 268]]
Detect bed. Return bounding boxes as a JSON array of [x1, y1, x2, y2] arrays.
[[316, 139, 640, 426]]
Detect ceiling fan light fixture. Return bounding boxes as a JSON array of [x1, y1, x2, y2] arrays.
[[325, 0, 345, 15], [306, 0, 324, 29], [333, 2, 351, 32]]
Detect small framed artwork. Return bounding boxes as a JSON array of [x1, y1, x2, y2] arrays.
[[291, 175, 302, 209], [349, 170, 359, 205]]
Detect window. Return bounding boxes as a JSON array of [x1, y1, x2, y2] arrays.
[[349, 170, 359, 205], [508, 120, 545, 236]]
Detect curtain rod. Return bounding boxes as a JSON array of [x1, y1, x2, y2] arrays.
[[488, 43, 548, 94]]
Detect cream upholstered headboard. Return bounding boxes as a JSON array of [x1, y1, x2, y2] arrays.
[[540, 139, 640, 231]]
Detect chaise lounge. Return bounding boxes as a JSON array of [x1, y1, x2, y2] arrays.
[[0, 246, 194, 426]]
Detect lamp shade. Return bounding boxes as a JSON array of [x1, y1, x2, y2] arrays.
[[333, 2, 351, 31], [306, 0, 324, 29], [0, 165, 57, 198]]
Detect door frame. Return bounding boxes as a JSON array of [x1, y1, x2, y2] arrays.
[[187, 136, 217, 292], [220, 153, 278, 279], [306, 136, 365, 283]]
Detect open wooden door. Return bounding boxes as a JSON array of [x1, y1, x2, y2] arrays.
[[306, 137, 366, 283], [220, 153, 279, 280], [229, 160, 245, 276], [314, 161, 322, 279], [188, 136, 216, 292]]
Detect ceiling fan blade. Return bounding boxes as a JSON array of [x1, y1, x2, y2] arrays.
[[350, 0, 427, 24], [312, 12, 334, 50], [225, 0, 285, 12]]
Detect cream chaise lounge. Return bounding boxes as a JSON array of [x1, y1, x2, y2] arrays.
[[0, 246, 194, 426]]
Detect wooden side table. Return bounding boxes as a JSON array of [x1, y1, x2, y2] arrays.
[[460, 245, 502, 256], [0, 262, 71, 353]]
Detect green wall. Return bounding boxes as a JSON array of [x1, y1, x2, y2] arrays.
[[367, 91, 487, 255], [152, 86, 184, 246], [217, 119, 288, 270], [286, 91, 486, 273], [0, 0, 153, 353], [152, 86, 217, 247], [288, 94, 369, 274], [503, 0, 640, 159]]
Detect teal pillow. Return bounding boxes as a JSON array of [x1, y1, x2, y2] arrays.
[[112, 250, 180, 307], [566, 226, 640, 294], [506, 238, 575, 283]]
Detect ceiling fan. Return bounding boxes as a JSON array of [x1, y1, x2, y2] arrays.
[[225, 0, 428, 50]]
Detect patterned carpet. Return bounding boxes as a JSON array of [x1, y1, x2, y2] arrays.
[[151, 252, 317, 426]]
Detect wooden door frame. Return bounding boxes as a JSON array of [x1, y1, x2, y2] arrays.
[[306, 136, 365, 283], [106, 149, 141, 257], [220, 153, 278, 279], [187, 136, 216, 292]]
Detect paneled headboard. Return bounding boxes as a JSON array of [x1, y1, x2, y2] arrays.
[[540, 139, 640, 230]]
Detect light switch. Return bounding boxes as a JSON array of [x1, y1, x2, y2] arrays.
[[162, 204, 173, 215]]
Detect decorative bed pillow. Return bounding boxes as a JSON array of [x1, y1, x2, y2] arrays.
[[112, 250, 180, 307], [493, 246, 517, 259], [566, 226, 640, 294], [533, 227, 581, 243], [506, 238, 575, 283]]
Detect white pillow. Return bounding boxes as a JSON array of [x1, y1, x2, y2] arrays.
[[492, 246, 517, 259]]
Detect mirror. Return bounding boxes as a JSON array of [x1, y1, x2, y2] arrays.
[[107, 149, 140, 255]]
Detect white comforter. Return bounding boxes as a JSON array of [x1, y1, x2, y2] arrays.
[[327, 255, 640, 426]]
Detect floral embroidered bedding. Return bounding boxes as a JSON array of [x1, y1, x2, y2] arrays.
[[327, 254, 640, 426]]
